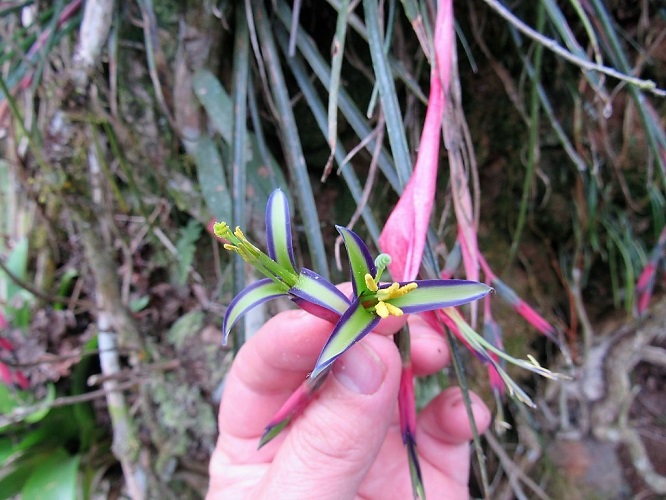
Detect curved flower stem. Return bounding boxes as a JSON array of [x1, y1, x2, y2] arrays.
[[441, 323, 491, 500], [395, 327, 424, 500]]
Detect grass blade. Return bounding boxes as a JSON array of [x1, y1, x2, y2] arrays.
[[251, 1, 330, 278]]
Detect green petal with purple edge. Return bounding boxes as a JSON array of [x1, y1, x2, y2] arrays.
[[336, 225, 377, 297], [291, 268, 350, 316], [388, 279, 491, 313], [266, 189, 296, 274], [311, 299, 379, 379], [223, 278, 288, 343]]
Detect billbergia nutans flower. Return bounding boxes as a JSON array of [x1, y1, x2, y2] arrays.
[[214, 188, 492, 446], [214, 189, 351, 338]]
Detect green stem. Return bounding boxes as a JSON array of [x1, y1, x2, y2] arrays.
[[508, 3, 545, 265], [252, 1, 331, 278], [231, 5, 250, 350], [443, 327, 491, 500]]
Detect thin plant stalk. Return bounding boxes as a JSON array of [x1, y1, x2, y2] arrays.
[[250, 0, 330, 278], [508, 2, 544, 265], [231, 6, 250, 347]]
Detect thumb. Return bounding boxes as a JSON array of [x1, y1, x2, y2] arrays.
[[255, 333, 401, 499]]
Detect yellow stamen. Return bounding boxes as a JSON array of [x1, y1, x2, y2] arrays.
[[376, 282, 417, 301], [223, 244, 238, 252], [393, 282, 418, 298], [375, 300, 404, 318], [234, 226, 246, 240], [213, 222, 231, 239], [364, 273, 378, 292], [375, 301, 389, 318], [384, 302, 404, 317]]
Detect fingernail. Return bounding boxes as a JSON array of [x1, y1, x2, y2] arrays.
[[333, 342, 385, 395]]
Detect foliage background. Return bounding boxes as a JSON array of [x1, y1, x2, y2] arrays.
[[0, 0, 665, 498]]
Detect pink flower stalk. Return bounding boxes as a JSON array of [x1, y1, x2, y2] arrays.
[[398, 363, 417, 444], [477, 251, 558, 344], [378, 0, 453, 283], [0, 336, 29, 389], [13, 370, 29, 390], [0, 362, 12, 386], [377, 2, 455, 496], [635, 225, 666, 316], [492, 278, 558, 344], [259, 372, 328, 448]]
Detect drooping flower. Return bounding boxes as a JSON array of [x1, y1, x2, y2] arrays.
[[213, 189, 351, 343]]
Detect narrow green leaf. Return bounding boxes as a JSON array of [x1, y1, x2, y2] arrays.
[[363, 0, 412, 190], [24, 383, 56, 424], [252, 1, 330, 278], [4, 237, 28, 301], [326, 0, 351, 169], [193, 137, 231, 222], [274, 1, 402, 193], [193, 69, 233, 142], [275, 29, 382, 243], [231, 6, 251, 349]]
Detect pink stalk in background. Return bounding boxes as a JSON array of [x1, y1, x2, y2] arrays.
[[635, 225, 666, 316], [477, 251, 559, 345], [378, 1, 454, 496], [0, 335, 29, 390]]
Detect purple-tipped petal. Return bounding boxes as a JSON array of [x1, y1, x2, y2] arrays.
[[336, 225, 377, 296], [388, 279, 491, 313], [266, 189, 296, 273], [311, 299, 379, 379], [223, 278, 287, 343], [290, 297, 343, 323], [290, 268, 351, 316]]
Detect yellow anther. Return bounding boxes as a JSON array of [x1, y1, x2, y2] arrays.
[[384, 302, 404, 317], [223, 243, 238, 252], [375, 300, 404, 318], [234, 226, 247, 240], [364, 273, 378, 292], [213, 222, 231, 239], [375, 301, 389, 318], [376, 282, 417, 301], [376, 282, 399, 301], [394, 282, 418, 298]]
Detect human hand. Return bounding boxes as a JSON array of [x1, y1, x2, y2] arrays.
[[208, 309, 491, 499]]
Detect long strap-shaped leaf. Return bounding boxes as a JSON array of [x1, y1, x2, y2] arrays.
[[250, 1, 330, 278]]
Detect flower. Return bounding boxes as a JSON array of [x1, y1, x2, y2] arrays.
[[215, 189, 492, 373], [214, 189, 351, 343], [215, 188, 492, 445], [310, 225, 491, 378]]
